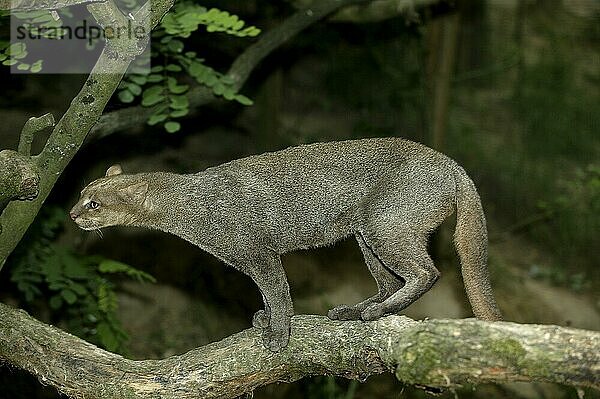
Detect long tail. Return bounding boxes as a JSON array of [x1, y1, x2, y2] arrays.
[[453, 166, 503, 321]]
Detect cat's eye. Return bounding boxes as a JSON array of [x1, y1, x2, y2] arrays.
[[86, 200, 100, 210]]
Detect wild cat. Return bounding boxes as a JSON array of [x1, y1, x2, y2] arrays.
[[71, 137, 502, 351]]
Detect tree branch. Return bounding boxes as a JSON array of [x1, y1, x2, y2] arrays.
[[0, 302, 597, 399], [0, 151, 39, 208], [17, 112, 55, 155]]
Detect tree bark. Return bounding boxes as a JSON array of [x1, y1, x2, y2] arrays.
[[0, 302, 598, 398], [0, 150, 39, 211]]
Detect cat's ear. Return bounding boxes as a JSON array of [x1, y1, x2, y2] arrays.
[[119, 182, 148, 204], [106, 164, 123, 177]]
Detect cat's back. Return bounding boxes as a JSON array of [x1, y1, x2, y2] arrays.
[[215, 137, 433, 176]]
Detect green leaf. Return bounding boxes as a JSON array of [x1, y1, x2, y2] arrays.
[[30, 60, 43, 73], [223, 88, 235, 100], [128, 83, 142, 96], [220, 75, 234, 85], [97, 283, 117, 313], [213, 82, 225, 96], [189, 61, 209, 81], [141, 95, 164, 107], [170, 108, 188, 118], [205, 74, 218, 87], [233, 20, 244, 31], [49, 295, 62, 309], [129, 75, 147, 85], [147, 74, 164, 83], [235, 94, 253, 106], [166, 64, 182, 72], [141, 85, 165, 107], [98, 259, 131, 274], [147, 113, 168, 125], [151, 65, 164, 73], [17, 63, 30, 71], [69, 282, 87, 296], [7, 42, 26, 57], [48, 281, 67, 290], [63, 256, 89, 279], [96, 322, 119, 352], [167, 77, 189, 94], [164, 121, 181, 133], [243, 27, 261, 37], [224, 15, 238, 29], [98, 259, 155, 283], [61, 289, 77, 304], [0, 53, 7, 62], [169, 94, 188, 110], [13, 50, 28, 60], [167, 39, 184, 53], [2, 59, 18, 66], [118, 89, 135, 103]]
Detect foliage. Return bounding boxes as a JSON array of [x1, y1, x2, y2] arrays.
[[116, 1, 258, 133], [0, 41, 42, 73], [8, 206, 155, 353], [0, 2, 258, 127], [160, 3, 260, 38]]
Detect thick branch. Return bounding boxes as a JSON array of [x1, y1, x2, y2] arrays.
[[0, 302, 597, 399], [0, 0, 174, 270], [0, 150, 39, 208]]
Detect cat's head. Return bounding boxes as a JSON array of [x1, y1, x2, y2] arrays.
[[70, 164, 149, 231]]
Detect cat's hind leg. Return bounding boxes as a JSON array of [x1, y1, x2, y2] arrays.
[[360, 235, 440, 320], [328, 232, 404, 320]]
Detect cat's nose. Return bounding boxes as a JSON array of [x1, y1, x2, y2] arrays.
[[69, 211, 78, 221]]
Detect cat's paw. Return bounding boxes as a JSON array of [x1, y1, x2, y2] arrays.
[[262, 326, 290, 352], [361, 303, 385, 321], [328, 304, 362, 320], [252, 309, 270, 328]]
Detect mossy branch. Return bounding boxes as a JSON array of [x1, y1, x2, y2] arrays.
[[18, 113, 55, 155], [0, 303, 597, 399], [0, 150, 39, 209]]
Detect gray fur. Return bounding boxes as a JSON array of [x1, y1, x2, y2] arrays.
[[70, 137, 502, 352]]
